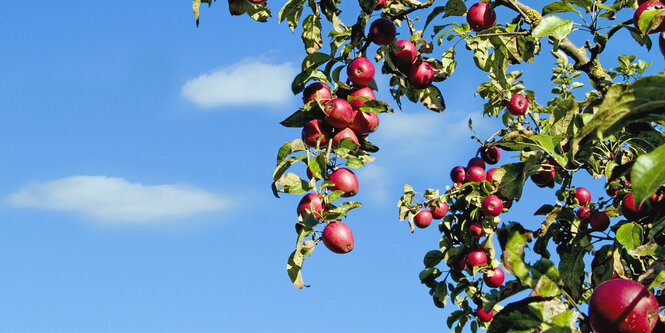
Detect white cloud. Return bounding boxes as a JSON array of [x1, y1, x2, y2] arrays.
[[6, 176, 229, 223], [356, 165, 389, 204], [181, 58, 297, 108]]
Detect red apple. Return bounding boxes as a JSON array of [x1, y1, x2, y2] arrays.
[[531, 166, 556, 188], [368, 18, 396, 45], [634, 1, 665, 34], [453, 255, 467, 271], [482, 195, 503, 217], [575, 187, 592, 206], [374, 0, 386, 10], [467, 166, 487, 183], [507, 93, 528, 116], [302, 119, 331, 147], [467, 249, 487, 267], [429, 200, 449, 219], [332, 127, 360, 148], [468, 157, 486, 170], [393, 39, 418, 67], [348, 87, 376, 110], [324, 98, 355, 128], [322, 221, 355, 253], [451, 166, 467, 183], [577, 206, 592, 220], [483, 267, 505, 288], [469, 222, 484, 238], [589, 279, 659, 333], [476, 306, 494, 322], [486, 168, 497, 184], [660, 31, 665, 57], [246, 0, 266, 4], [408, 59, 434, 89], [347, 57, 375, 86], [589, 211, 610, 231], [302, 81, 332, 102], [481, 146, 501, 164], [414, 210, 433, 228], [606, 180, 622, 197], [620, 193, 644, 221], [329, 168, 359, 197], [349, 110, 379, 135], [297, 193, 324, 219], [306, 166, 321, 180], [467, 2, 497, 32]]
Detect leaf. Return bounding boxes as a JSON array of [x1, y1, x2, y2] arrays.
[[591, 245, 614, 287], [532, 16, 574, 41], [487, 297, 545, 333], [287, 226, 312, 289], [418, 86, 446, 112], [278, 0, 306, 31], [558, 236, 591, 301], [193, 0, 201, 26], [277, 139, 307, 163], [444, 0, 466, 17], [632, 143, 665, 204], [616, 223, 644, 251], [424, 250, 445, 267], [497, 223, 532, 281], [424, 6, 447, 31], [636, 7, 665, 35], [542, 1, 580, 15], [227, 0, 271, 22], [492, 163, 527, 201], [301, 14, 323, 55], [291, 69, 329, 94]]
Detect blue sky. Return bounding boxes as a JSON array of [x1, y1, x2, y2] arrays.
[[0, 2, 663, 332]]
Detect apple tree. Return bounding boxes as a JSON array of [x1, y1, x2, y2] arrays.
[[196, 0, 665, 331]]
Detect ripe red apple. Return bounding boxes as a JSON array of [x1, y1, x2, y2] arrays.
[[450, 166, 467, 183], [329, 168, 359, 197], [589, 211, 610, 231], [620, 193, 644, 221], [349, 110, 379, 135], [302, 119, 331, 147], [348, 87, 376, 110], [302, 81, 332, 102], [468, 157, 486, 170], [408, 59, 435, 89], [414, 210, 433, 228], [469, 222, 484, 238], [467, 249, 488, 267], [374, 0, 386, 10], [467, 166, 487, 183], [476, 306, 494, 322], [324, 98, 355, 128], [577, 206, 592, 220], [393, 39, 418, 68], [486, 168, 497, 184], [482, 195, 503, 217], [368, 18, 396, 45], [429, 200, 449, 219], [589, 279, 659, 333], [246, 0, 266, 4], [575, 187, 592, 206], [660, 31, 665, 57], [506, 93, 528, 116], [297, 193, 324, 219], [483, 267, 505, 288], [481, 146, 501, 165], [454, 255, 467, 271], [332, 127, 360, 148], [531, 166, 556, 188], [467, 2, 497, 32], [347, 57, 375, 86], [322, 221, 355, 253], [634, 1, 665, 34], [606, 180, 622, 197]]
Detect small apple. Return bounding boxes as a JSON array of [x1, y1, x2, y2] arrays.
[[392, 39, 418, 68], [322, 221, 355, 253], [575, 187, 592, 206], [634, 1, 665, 34], [476, 306, 494, 322], [606, 180, 622, 197], [347, 57, 375, 86], [620, 193, 644, 221], [466, 166, 487, 183], [302, 119, 331, 147], [414, 210, 433, 228], [467, 2, 497, 32], [468, 157, 486, 170], [329, 168, 359, 197], [467, 249, 488, 267], [297, 193, 324, 219], [531, 166, 556, 188], [302, 81, 332, 102], [374, 0, 386, 10], [349, 110, 380, 135], [577, 206, 592, 220], [348, 87, 376, 110], [324, 98, 355, 128], [408, 59, 435, 89], [483, 267, 505, 288], [486, 168, 497, 184], [481, 146, 501, 165], [589, 211, 610, 231], [506, 93, 528, 116], [368, 18, 396, 46], [469, 222, 484, 238], [429, 200, 449, 219], [589, 279, 659, 333], [332, 127, 360, 148], [453, 255, 467, 271], [482, 195, 503, 217], [450, 166, 467, 183]]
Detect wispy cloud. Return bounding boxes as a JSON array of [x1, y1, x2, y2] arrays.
[[181, 58, 296, 108], [357, 165, 389, 204], [6, 176, 229, 223]]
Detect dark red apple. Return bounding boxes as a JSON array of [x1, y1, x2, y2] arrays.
[[414, 210, 433, 228], [468, 157, 486, 170], [467, 166, 487, 183], [482, 195, 503, 217], [634, 1, 665, 34], [589, 211, 610, 231], [660, 31, 665, 57], [332, 127, 360, 148], [476, 306, 494, 322], [322, 221, 355, 253], [302, 81, 332, 102], [467, 2, 496, 32], [393, 39, 418, 67], [469, 222, 484, 238], [589, 279, 659, 333], [297, 193, 324, 219], [349, 110, 379, 135], [507, 93, 528, 116], [302, 119, 331, 147], [467, 249, 487, 267], [348, 87, 376, 110], [575, 187, 592, 206], [329, 168, 359, 197], [324, 98, 354, 128], [606, 180, 622, 197], [531, 166, 556, 188], [374, 0, 386, 10], [347, 57, 375, 86], [481, 146, 501, 164], [453, 255, 467, 271], [451, 166, 467, 183], [368, 18, 396, 45], [486, 168, 497, 184], [620, 193, 644, 221], [246, 0, 266, 4], [483, 267, 505, 288], [408, 59, 434, 89], [429, 200, 449, 219], [577, 206, 592, 220]]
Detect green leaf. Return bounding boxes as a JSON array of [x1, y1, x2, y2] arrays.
[[424, 250, 445, 267], [498, 223, 532, 281], [492, 163, 529, 201], [636, 7, 665, 35], [532, 16, 574, 41], [558, 236, 591, 301], [287, 226, 313, 289], [301, 14, 322, 55], [616, 223, 644, 251], [418, 86, 446, 112], [291, 69, 329, 94], [424, 6, 446, 31], [277, 139, 307, 163], [444, 0, 466, 17], [632, 143, 665, 204], [278, 0, 306, 31], [227, 0, 271, 22], [591, 245, 614, 287], [542, 1, 580, 15]]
